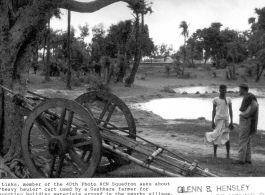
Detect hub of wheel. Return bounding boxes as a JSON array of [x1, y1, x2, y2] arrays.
[[48, 137, 68, 156]]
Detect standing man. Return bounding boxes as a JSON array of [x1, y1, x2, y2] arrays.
[[206, 85, 234, 158], [233, 83, 259, 165]]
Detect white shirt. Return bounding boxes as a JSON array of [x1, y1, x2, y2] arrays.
[[213, 97, 232, 119]]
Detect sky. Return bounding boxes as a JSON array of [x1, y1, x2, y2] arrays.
[[51, 0, 265, 52]]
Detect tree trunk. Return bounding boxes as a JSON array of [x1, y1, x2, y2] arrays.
[[32, 42, 39, 74], [66, 10, 72, 90], [125, 13, 141, 87], [0, 0, 55, 177], [256, 64, 265, 82], [45, 19, 51, 81], [0, 0, 138, 178]]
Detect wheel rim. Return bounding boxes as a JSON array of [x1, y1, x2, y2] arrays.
[[75, 91, 136, 173], [22, 98, 102, 178]]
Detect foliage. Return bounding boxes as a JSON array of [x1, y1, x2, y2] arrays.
[[248, 8, 265, 58], [161, 86, 176, 94], [179, 21, 189, 44], [125, 0, 153, 87], [255, 49, 265, 81], [105, 20, 154, 59], [185, 23, 248, 71], [165, 65, 171, 75], [88, 79, 111, 92], [219, 59, 228, 69], [90, 23, 106, 62]]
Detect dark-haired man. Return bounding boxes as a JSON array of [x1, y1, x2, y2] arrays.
[[206, 85, 234, 158], [233, 83, 259, 165]]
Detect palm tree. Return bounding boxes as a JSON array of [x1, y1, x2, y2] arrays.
[[179, 21, 189, 45], [125, 0, 153, 87], [179, 21, 189, 64]]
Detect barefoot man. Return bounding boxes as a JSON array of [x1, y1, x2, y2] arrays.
[[206, 85, 234, 158]]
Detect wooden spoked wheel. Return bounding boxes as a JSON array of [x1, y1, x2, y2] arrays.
[[22, 98, 102, 178], [75, 91, 136, 173]]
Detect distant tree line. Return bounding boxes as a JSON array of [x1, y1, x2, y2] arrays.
[[171, 7, 265, 82]]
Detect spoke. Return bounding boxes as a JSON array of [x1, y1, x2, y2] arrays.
[[71, 140, 92, 148], [30, 150, 50, 158], [57, 108, 67, 135], [31, 143, 47, 148], [64, 111, 74, 138], [103, 104, 116, 128], [38, 115, 58, 135], [80, 149, 92, 163], [81, 150, 87, 160], [84, 102, 95, 117], [68, 149, 87, 170], [98, 101, 110, 124], [64, 155, 81, 175], [85, 151, 93, 163], [107, 157, 114, 164], [34, 120, 52, 140], [55, 155, 65, 178], [68, 132, 91, 141], [106, 126, 130, 131], [49, 157, 57, 178]]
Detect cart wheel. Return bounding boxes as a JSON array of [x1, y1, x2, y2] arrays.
[[22, 98, 102, 178], [75, 91, 136, 173]]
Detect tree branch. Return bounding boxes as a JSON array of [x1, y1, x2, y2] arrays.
[[59, 0, 136, 13]]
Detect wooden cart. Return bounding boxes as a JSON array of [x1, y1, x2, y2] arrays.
[[0, 85, 217, 178]]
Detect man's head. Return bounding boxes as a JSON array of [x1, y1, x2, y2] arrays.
[[239, 83, 249, 96], [219, 84, 227, 96]]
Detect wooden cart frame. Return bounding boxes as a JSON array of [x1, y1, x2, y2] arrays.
[[0, 85, 216, 178]]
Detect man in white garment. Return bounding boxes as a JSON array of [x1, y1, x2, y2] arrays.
[[206, 85, 234, 158]]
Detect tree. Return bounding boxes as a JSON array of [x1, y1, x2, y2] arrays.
[[0, 0, 138, 178], [125, 0, 153, 87], [66, 10, 72, 89], [105, 20, 133, 57], [179, 21, 189, 64], [179, 21, 189, 45], [158, 43, 173, 62], [91, 23, 107, 63], [186, 33, 203, 66], [248, 8, 265, 59], [255, 49, 265, 82]]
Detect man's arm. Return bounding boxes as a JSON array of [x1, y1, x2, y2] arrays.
[[229, 103, 234, 129], [241, 100, 258, 118], [212, 104, 216, 129]]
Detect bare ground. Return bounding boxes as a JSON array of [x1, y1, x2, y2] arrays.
[[27, 65, 265, 177]]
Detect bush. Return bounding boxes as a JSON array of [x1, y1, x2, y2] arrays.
[[212, 71, 217, 77], [245, 67, 253, 77], [88, 80, 111, 93], [184, 72, 191, 78], [60, 74, 82, 87], [204, 64, 211, 70], [72, 76, 82, 87], [174, 66, 182, 75], [165, 65, 171, 75], [161, 86, 176, 94], [218, 59, 228, 69], [225, 72, 230, 80]]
